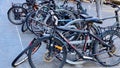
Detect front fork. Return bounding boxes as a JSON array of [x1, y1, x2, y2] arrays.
[[46, 38, 54, 58], [43, 38, 56, 62]]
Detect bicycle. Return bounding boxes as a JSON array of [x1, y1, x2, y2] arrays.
[[7, 0, 38, 25], [27, 10, 120, 68]]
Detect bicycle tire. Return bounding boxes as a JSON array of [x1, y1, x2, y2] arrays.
[[7, 7, 27, 25], [94, 30, 120, 67], [28, 36, 67, 68], [21, 20, 28, 32], [26, 11, 45, 36], [12, 38, 37, 67]]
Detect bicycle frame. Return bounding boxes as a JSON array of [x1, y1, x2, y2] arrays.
[[42, 18, 110, 60]]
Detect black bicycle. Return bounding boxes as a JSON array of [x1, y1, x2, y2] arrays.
[[7, 0, 38, 25], [27, 10, 120, 68]]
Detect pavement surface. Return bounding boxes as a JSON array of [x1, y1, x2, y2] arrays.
[[0, 0, 120, 68]]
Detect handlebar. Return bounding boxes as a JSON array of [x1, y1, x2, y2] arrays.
[[104, 2, 120, 11], [103, 2, 120, 22]]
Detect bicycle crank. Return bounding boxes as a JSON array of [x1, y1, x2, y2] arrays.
[[43, 51, 54, 62]]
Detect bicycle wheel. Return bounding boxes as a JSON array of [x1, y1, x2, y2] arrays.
[[94, 30, 120, 67], [12, 38, 38, 67], [28, 36, 67, 68], [7, 7, 27, 25], [21, 20, 28, 32], [26, 10, 46, 36]]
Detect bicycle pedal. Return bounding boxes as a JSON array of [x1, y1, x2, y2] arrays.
[[43, 51, 54, 62]]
